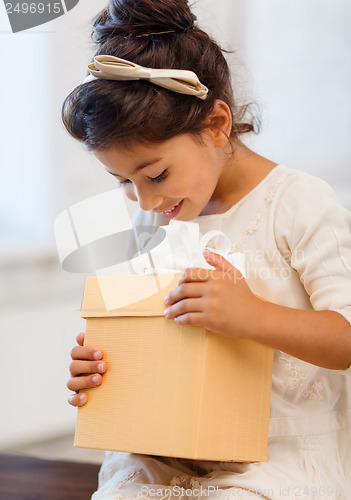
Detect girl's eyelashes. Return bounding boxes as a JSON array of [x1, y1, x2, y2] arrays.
[[149, 169, 168, 183], [117, 169, 168, 186]]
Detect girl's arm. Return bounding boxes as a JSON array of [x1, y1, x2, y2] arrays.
[[164, 250, 351, 371], [250, 296, 351, 370]]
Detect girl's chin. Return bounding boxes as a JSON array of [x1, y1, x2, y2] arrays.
[[174, 212, 200, 222], [175, 206, 208, 222]]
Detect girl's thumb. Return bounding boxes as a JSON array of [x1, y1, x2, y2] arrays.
[[203, 249, 235, 273]]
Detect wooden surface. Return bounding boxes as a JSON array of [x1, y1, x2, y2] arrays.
[[0, 454, 100, 500]]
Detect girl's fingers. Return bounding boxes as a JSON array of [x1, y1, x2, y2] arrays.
[[178, 267, 212, 285], [164, 298, 204, 320], [164, 282, 205, 306], [68, 392, 88, 408], [67, 373, 103, 392], [76, 332, 85, 346], [68, 333, 106, 408], [69, 359, 106, 377], [173, 312, 206, 327], [71, 345, 103, 361], [202, 249, 236, 274]]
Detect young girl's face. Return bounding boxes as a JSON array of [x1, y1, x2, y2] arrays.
[[94, 133, 227, 221]]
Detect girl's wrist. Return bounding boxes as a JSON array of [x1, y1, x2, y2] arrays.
[[242, 296, 271, 342]]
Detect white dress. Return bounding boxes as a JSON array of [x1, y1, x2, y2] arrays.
[[91, 165, 351, 500]]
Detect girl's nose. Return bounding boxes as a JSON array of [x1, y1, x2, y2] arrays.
[[134, 185, 163, 212]]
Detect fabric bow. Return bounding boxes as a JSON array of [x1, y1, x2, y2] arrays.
[[130, 220, 246, 277], [83, 55, 209, 100]]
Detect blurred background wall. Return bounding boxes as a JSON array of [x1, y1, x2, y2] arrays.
[[0, 0, 350, 456]]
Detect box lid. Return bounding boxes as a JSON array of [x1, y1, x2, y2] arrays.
[[81, 274, 181, 318]]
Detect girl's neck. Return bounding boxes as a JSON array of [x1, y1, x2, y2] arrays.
[[201, 141, 278, 216]]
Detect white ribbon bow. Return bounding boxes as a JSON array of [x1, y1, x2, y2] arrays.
[[83, 55, 209, 100], [130, 220, 246, 277]]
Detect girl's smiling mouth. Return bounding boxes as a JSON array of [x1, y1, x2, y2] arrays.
[[155, 200, 184, 218]]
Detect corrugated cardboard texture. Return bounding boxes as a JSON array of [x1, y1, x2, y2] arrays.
[[75, 275, 274, 462]]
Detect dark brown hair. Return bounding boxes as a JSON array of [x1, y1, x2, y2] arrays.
[[61, 0, 258, 151]]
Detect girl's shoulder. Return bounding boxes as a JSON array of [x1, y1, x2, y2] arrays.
[[266, 165, 339, 200], [272, 166, 351, 256], [272, 165, 349, 215]]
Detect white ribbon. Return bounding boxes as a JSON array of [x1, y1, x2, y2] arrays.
[[83, 55, 209, 100], [130, 220, 246, 277]]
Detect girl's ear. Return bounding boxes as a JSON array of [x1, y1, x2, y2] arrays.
[[205, 100, 233, 148]]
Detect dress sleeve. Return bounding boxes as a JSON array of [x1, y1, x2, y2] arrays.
[[274, 173, 351, 374]]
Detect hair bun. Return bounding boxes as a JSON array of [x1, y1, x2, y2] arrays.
[[92, 0, 196, 44]]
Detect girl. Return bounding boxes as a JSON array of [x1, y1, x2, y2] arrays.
[[63, 1, 351, 498]]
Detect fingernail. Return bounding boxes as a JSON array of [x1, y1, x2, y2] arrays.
[[94, 350, 102, 360], [164, 308, 171, 318], [98, 362, 105, 372], [79, 393, 87, 402], [164, 294, 170, 304], [92, 375, 100, 384]]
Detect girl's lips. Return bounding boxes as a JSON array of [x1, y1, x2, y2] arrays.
[[157, 200, 184, 218]]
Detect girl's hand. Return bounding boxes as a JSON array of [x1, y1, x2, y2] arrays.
[[163, 249, 263, 339], [67, 332, 107, 407]]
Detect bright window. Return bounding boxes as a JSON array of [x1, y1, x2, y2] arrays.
[[0, 17, 52, 252]]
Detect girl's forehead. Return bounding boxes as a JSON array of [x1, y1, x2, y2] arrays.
[[95, 142, 165, 168], [94, 139, 174, 174], [97, 134, 198, 163]]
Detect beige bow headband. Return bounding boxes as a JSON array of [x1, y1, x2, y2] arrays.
[[83, 55, 209, 100]]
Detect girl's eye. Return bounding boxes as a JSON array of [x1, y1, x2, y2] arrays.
[[118, 169, 168, 186], [150, 169, 168, 183]]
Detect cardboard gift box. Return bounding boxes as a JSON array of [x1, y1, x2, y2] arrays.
[[75, 274, 274, 462]]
